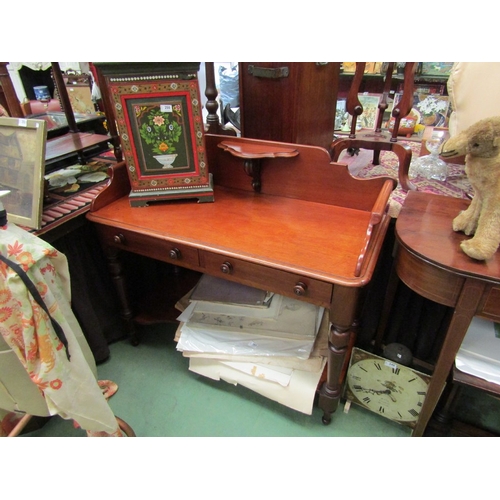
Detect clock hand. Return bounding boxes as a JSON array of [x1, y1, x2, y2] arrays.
[[386, 392, 397, 402], [379, 382, 399, 402], [372, 387, 398, 402], [356, 387, 392, 396], [356, 385, 398, 402]]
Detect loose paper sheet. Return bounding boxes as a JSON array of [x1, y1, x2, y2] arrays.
[[177, 323, 317, 359], [455, 317, 500, 385], [189, 357, 327, 415]]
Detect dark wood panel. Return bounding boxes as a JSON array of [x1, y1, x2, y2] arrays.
[[239, 62, 340, 149], [205, 133, 394, 212]]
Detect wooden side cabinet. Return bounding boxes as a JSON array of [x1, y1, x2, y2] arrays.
[[238, 62, 340, 149]]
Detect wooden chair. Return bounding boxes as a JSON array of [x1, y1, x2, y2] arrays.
[[0, 328, 135, 437], [330, 62, 418, 191]]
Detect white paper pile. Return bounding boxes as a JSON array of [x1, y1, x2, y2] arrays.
[[175, 275, 329, 414], [455, 317, 500, 385]]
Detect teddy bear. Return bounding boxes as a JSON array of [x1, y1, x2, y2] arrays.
[[440, 116, 500, 260]]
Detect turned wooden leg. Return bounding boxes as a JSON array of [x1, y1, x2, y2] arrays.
[[319, 324, 351, 424], [319, 285, 360, 424], [105, 247, 139, 345]]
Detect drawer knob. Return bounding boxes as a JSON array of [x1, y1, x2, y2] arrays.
[[169, 248, 182, 260], [113, 233, 125, 244], [220, 261, 233, 274], [293, 282, 307, 296]]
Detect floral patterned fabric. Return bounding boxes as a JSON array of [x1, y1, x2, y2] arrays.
[[340, 140, 472, 218], [0, 221, 120, 435]]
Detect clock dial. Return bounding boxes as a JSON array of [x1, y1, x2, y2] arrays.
[[346, 351, 429, 424]]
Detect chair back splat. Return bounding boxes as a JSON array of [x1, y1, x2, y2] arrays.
[[330, 62, 418, 192]]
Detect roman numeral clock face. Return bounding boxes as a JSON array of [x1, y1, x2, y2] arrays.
[[345, 348, 431, 427]]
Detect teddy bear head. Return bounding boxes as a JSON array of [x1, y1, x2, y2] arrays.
[[441, 116, 500, 159]]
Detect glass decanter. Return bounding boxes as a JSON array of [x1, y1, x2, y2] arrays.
[[413, 131, 448, 181]]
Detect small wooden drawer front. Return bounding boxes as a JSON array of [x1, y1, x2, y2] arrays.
[[201, 251, 332, 308], [96, 226, 200, 269]]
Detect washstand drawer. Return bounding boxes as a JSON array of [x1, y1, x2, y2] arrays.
[[96, 225, 200, 268], [201, 251, 332, 308]]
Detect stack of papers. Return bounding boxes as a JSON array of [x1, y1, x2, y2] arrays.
[[175, 274, 328, 414], [455, 317, 500, 385], [189, 275, 274, 308]]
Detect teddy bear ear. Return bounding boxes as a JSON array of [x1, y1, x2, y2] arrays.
[[494, 136, 500, 148]]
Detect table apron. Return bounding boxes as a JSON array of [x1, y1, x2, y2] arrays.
[[395, 245, 465, 307], [94, 223, 334, 308]]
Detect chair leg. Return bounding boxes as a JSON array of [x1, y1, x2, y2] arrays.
[[116, 416, 136, 437], [7, 414, 33, 437], [4, 413, 136, 437]]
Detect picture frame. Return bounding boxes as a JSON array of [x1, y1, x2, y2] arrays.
[[357, 93, 382, 130], [335, 98, 347, 130], [364, 62, 382, 74], [0, 116, 47, 229], [392, 92, 450, 128], [414, 93, 450, 127], [102, 63, 214, 206], [420, 62, 454, 77], [386, 94, 419, 137]]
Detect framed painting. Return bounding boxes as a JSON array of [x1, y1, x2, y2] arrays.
[[335, 98, 347, 130], [357, 93, 382, 130], [420, 62, 454, 77], [102, 63, 214, 206], [394, 92, 450, 129], [414, 93, 450, 127], [0, 116, 46, 229]]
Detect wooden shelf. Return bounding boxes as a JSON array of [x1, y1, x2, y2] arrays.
[[45, 132, 111, 172], [218, 140, 299, 192], [46, 132, 110, 161], [218, 140, 299, 159], [453, 365, 500, 398]]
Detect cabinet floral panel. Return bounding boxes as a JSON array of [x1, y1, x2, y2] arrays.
[[107, 70, 214, 205]]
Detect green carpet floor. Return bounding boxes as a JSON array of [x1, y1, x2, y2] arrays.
[[12, 320, 499, 499], [24, 322, 412, 437]]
